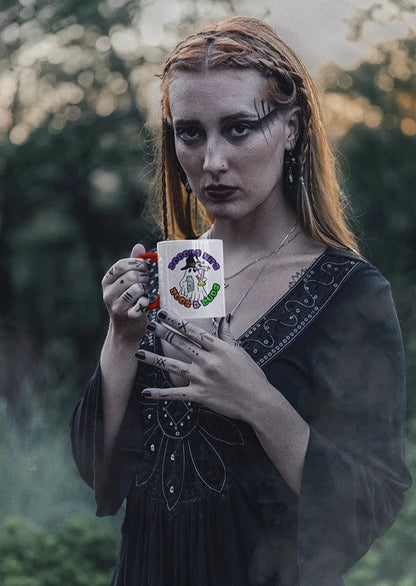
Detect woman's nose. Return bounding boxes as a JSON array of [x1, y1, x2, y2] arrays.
[[202, 139, 228, 175]]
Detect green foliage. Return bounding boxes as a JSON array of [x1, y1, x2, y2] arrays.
[[0, 107, 159, 417], [339, 124, 416, 274], [0, 517, 118, 586]]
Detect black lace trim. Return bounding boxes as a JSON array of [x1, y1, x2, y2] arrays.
[[240, 250, 362, 366]]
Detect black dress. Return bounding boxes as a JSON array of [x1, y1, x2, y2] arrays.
[[71, 248, 412, 586]]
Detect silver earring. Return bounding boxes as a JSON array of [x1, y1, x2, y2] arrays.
[[285, 151, 297, 185]]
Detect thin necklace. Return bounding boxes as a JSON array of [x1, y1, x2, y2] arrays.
[[223, 229, 300, 287], [224, 251, 277, 285], [211, 222, 299, 336], [208, 224, 298, 287]]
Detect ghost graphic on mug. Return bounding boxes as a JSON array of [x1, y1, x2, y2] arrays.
[[178, 255, 211, 308]]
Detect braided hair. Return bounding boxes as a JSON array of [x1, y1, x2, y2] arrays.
[[155, 16, 358, 252]]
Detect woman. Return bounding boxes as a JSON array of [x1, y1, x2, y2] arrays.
[[71, 16, 411, 586]]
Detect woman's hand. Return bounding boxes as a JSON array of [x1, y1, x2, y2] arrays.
[[102, 243, 150, 342], [135, 309, 275, 423]]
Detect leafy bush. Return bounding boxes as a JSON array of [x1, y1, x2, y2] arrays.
[[0, 517, 118, 586]]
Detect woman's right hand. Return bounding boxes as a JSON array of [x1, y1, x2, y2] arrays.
[[102, 243, 150, 341]]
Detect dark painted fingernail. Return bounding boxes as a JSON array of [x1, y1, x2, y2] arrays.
[[141, 390, 152, 397], [158, 310, 167, 320], [146, 322, 157, 332], [135, 350, 146, 360]]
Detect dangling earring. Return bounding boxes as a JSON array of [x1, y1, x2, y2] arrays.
[[185, 180, 192, 225], [285, 150, 298, 185], [185, 180, 192, 195], [179, 167, 193, 195]]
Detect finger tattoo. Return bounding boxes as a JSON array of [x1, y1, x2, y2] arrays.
[[156, 357, 166, 368], [165, 331, 176, 345], [122, 291, 133, 302], [178, 320, 188, 333]]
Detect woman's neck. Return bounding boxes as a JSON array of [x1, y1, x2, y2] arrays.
[[209, 205, 298, 258]]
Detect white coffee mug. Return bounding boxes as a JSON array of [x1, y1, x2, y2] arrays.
[[139, 239, 226, 319]]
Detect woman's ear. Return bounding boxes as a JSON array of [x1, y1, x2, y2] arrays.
[[285, 106, 301, 150]]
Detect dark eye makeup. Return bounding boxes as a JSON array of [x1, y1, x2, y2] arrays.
[[173, 102, 280, 143]]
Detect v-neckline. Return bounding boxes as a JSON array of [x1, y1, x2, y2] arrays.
[[234, 247, 330, 343], [238, 247, 363, 367]]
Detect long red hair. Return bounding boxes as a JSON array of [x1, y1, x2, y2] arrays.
[[153, 16, 358, 252]]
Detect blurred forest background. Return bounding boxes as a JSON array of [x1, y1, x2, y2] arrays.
[[0, 0, 415, 584]]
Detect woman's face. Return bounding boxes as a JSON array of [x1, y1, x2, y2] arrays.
[[168, 68, 299, 222]]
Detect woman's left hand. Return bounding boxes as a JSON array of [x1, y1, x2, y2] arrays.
[[135, 309, 274, 423]]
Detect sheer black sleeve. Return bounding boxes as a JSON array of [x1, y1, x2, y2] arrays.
[[70, 365, 143, 516], [296, 263, 412, 584]]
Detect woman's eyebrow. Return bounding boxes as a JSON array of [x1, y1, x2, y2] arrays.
[[220, 111, 260, 123], [172, 110, 260, 127], [172, 118, 200, 126]]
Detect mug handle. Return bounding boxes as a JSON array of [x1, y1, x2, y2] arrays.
[[137, 252, 160, 310]]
